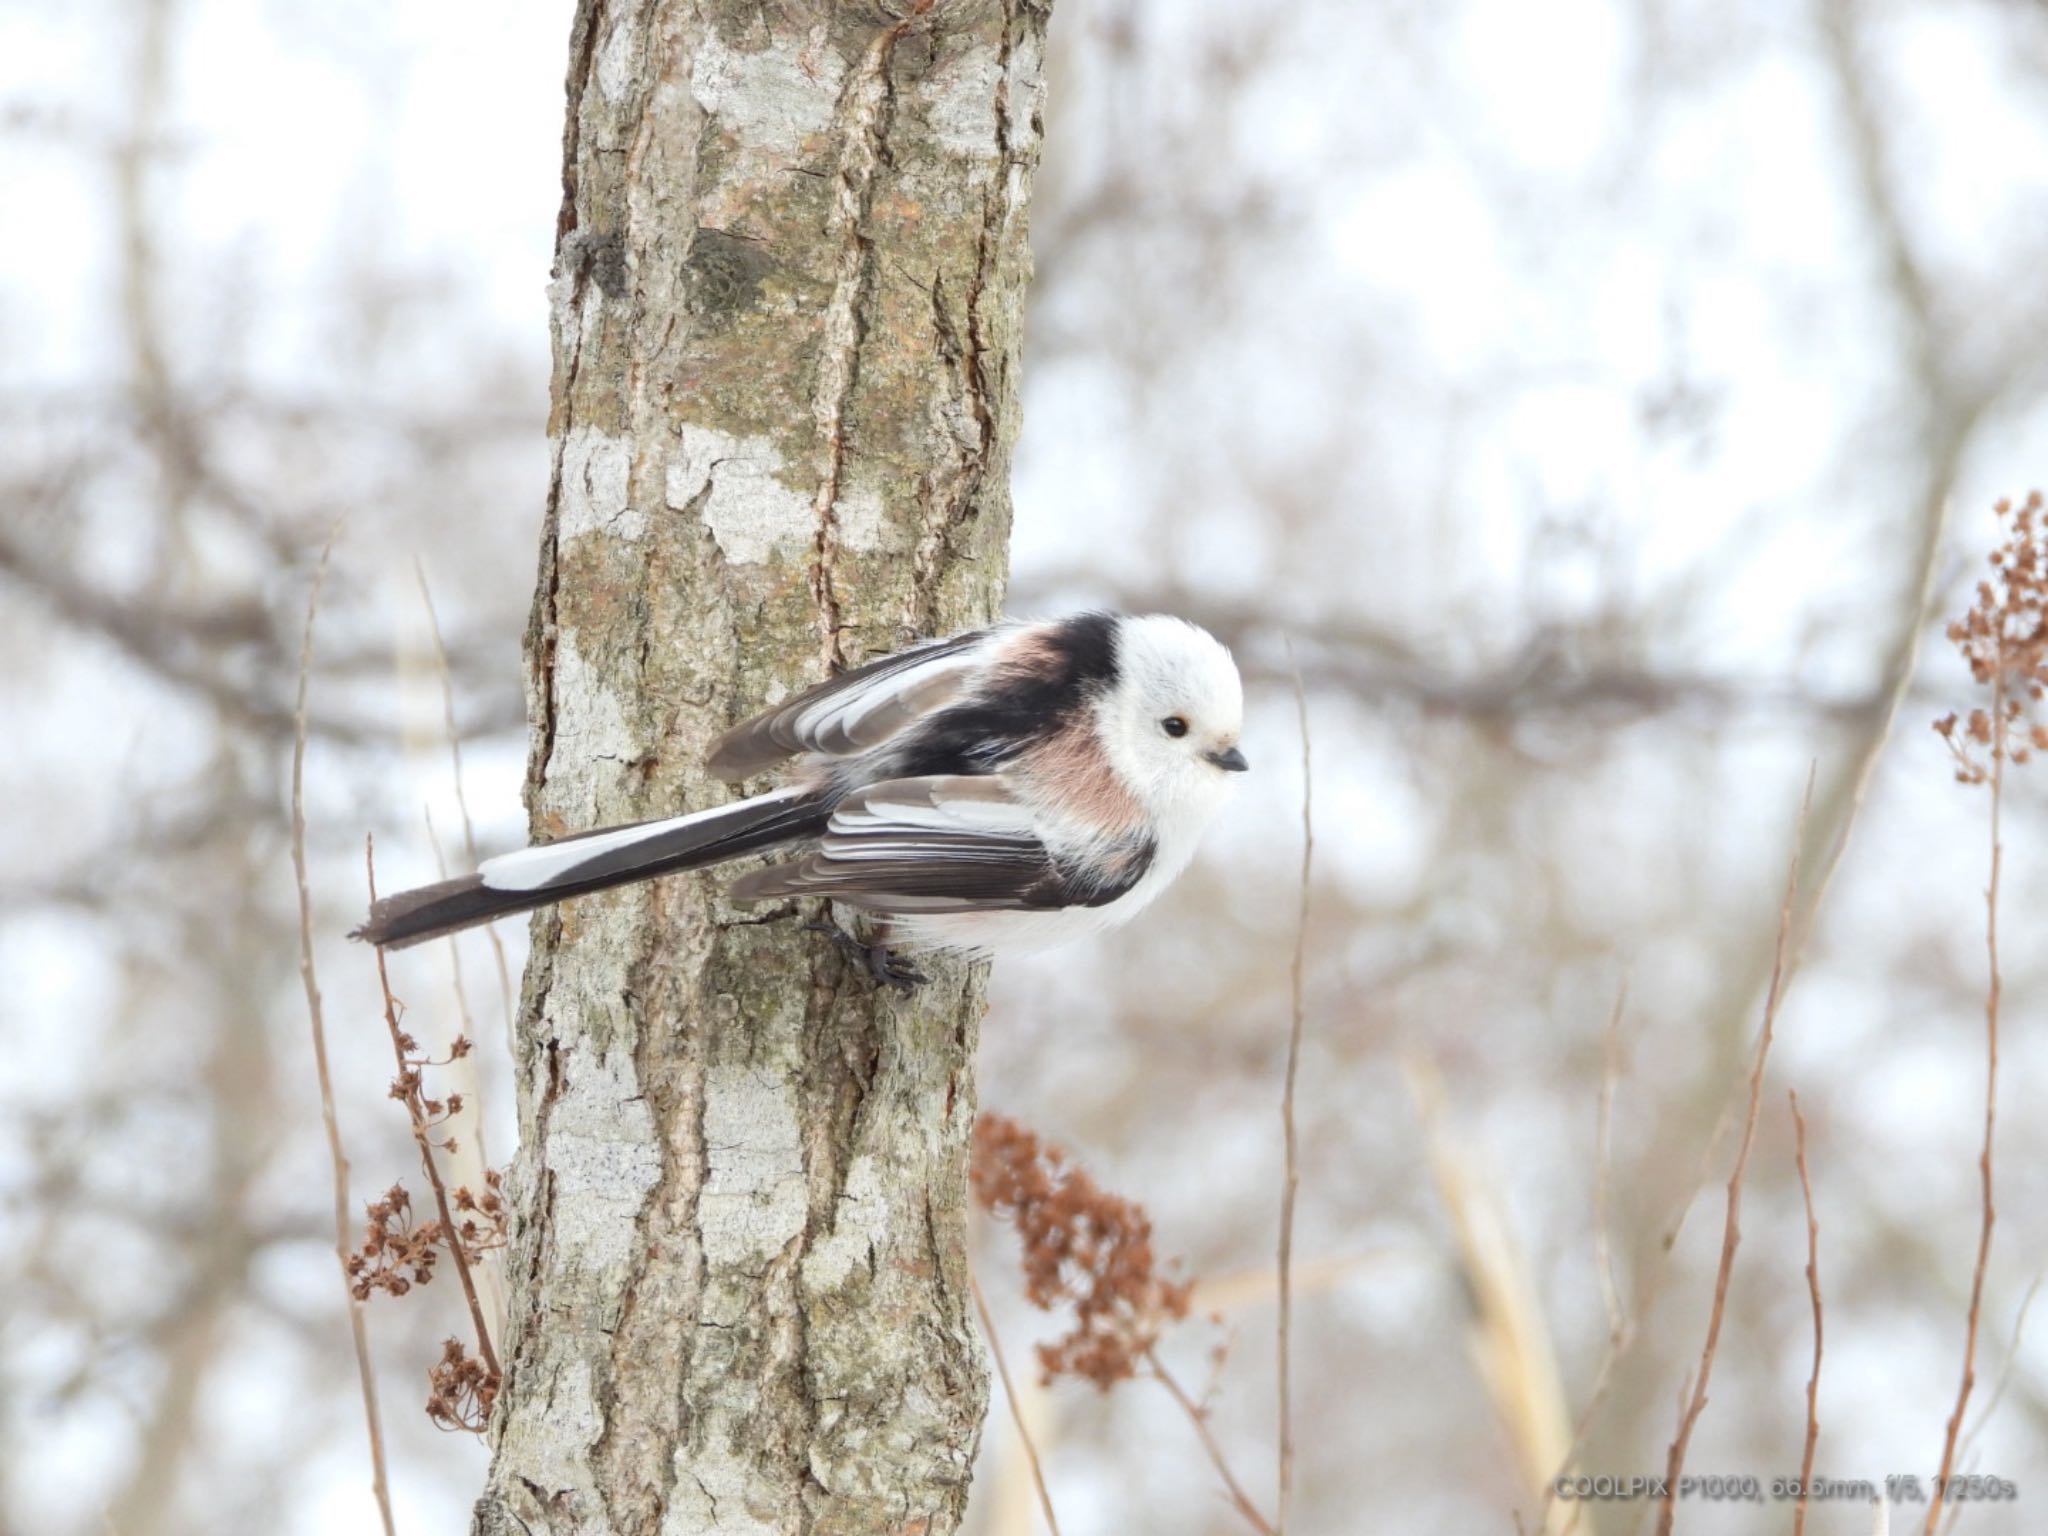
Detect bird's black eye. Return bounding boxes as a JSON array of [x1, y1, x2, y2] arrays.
[[1161, 715, 1189, 738]]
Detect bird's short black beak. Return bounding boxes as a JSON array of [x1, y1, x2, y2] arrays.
[[1207, 745, 1250, 773]]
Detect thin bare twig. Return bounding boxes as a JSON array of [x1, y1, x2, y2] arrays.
[[1926, 666, 2006, 1535], [1276, 659, 1311, 1534], [1952, 1273, 2043, 1481], [290, 521, 396, 1536], [1544, 1072, 1733, 1534], [1147, 1346, 1276, 1536], [1790, 1090, 1824, 1536], [971, 1268, 1062, 1536], [423, 809, 482, 1108], [415, 560, 515, 1047], [1655, 769, 1815, 1536], [422, 809, 505, 1351], [365, 840, 503, 1386]]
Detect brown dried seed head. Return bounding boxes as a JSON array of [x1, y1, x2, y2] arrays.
[[972, 1112, 1198, 1391], [1938, 498, 2048, 782]]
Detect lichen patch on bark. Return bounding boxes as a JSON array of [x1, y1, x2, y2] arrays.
[[559, 427, 642, 544], [688, 28, 840, 148], [698, 1064, 807, 1266], [545, 631, 641, 818], [663, 425, 813, 566], [535, 1037, 661, 1277]]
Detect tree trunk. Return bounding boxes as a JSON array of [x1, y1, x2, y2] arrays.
[[474, 3, 1053, 1532]]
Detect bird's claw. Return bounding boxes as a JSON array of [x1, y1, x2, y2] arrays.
[[802, 920, 927, 993], [867, 947, 928, 993]]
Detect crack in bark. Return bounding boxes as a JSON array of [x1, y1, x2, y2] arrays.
[[529, 2, 613, 803], [592, 909, 693, 1535], [807, 12, 925, 675], [910, 264, 992, 635], [908, 3, 1025, 635], [555, 2, 605, 248]]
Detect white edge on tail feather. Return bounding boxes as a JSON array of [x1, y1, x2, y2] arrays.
[[479, 785, 812, 893]]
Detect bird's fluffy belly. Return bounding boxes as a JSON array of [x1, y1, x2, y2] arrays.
[[891, 896, 1143, 958]]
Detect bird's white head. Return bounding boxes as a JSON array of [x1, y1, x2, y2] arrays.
[[1096, 615, 1248, 832]]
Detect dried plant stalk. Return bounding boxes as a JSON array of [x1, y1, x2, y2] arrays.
[[1951, 1273, 2042, 1483], [1148, 1346, 1276, 1536], [290, 522, 396, 1535], [1927, 492, 2047, 1532], [971, 1268, 1063, 1536], [414, 559, 515, 1044]]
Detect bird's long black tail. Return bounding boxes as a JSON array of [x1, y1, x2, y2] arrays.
[[352, 786, 830, 950]]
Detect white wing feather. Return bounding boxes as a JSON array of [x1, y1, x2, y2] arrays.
[[706, 630, 996, 777]]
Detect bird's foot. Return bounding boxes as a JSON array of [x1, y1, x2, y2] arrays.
[[803, 920, 928, 993]]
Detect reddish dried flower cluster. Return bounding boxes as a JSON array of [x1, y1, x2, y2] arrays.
[[345, 1168, 508, 1304], [425, 1336, 500, 1434], [346, 1184, 443, 1299], [378, 993, 504, 1429], [452, 1167, 510, 1259], [388, 1025, 474, 1155], [1936, 490, 2048, 782], [971, 1113, 1193, 1389]]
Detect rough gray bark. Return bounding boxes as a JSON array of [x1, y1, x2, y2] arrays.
[[473, 4, 1052, 1533]]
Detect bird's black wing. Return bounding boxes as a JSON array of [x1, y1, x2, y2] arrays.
[[726, 775, 1152, 915], [706, 629, 994, 779]]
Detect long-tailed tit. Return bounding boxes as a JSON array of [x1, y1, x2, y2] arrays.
[[354, 612, 1248, 972]]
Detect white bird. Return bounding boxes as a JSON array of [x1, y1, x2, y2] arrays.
[[354, 612, 1247, 979]]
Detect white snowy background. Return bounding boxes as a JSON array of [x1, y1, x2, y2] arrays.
[[4, 0, 2048, 1532]]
